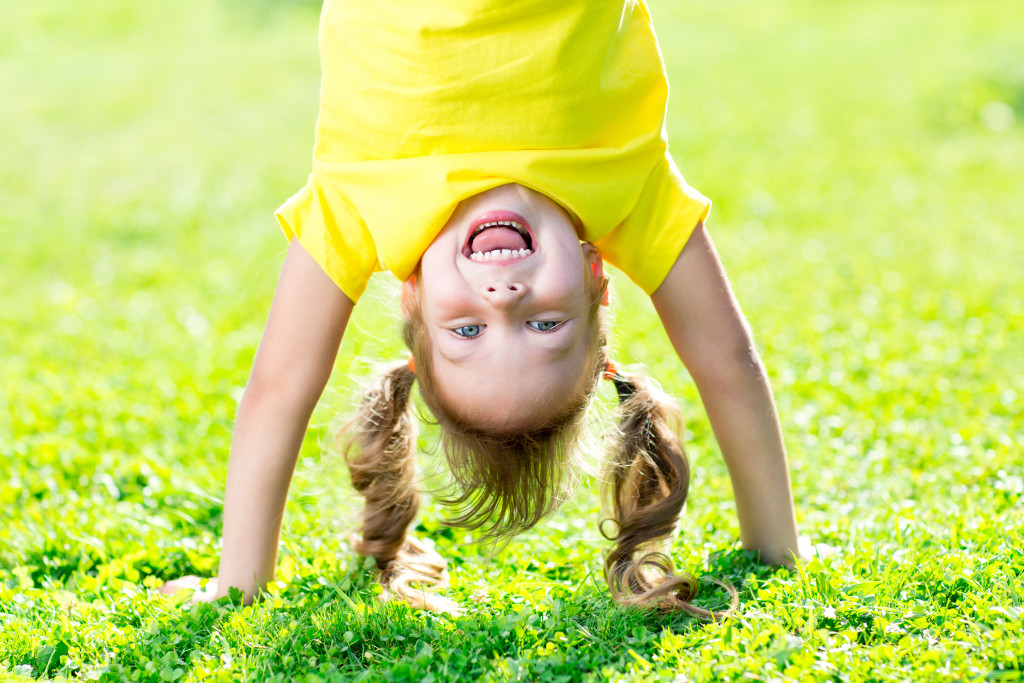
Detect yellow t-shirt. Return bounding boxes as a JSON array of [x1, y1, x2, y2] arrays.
[[276, 0, 710, 303]]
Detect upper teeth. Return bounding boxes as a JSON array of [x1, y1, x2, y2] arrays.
[[470, 248, 532, 261], [473, 220, 525, 235]]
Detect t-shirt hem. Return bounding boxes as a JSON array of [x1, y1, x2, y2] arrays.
[[275, 190, 371, 304], [639, 193, 711, 296]]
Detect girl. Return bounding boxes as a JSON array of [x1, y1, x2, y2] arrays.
[[160, 0, 801, 616]]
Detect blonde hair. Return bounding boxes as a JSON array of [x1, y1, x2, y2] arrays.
[[341, 277, 736, 618]]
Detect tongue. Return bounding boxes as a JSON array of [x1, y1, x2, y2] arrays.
[[471, 227, 527, 253]]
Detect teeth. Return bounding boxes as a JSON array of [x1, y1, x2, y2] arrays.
[[471, 220, 527, 238], [469, 248, 533, 261], [475, 220, 525, 233]]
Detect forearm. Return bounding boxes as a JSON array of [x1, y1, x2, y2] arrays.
[[690, 350, 798, 564], [215, 386, 315, 599]]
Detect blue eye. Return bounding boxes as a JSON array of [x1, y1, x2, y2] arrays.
[[453, 324, 483, 338], [528, 321, 562, 332]]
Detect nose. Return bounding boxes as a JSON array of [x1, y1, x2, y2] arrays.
[[479, 281, 527, 308]]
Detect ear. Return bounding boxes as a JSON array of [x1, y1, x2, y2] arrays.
[[583, 243, 610, 306], [400, 274, 417, 316]]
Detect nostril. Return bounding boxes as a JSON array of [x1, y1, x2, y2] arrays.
[[486, 286, 497, 293], [507, 284, 519, 291]]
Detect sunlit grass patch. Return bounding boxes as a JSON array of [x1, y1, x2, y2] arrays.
[[2, 0, 1022, 680]]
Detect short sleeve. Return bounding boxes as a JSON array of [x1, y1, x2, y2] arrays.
[[275, 173, 379, 303], [594, 155, 711, 295]]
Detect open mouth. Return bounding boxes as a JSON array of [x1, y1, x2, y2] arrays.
[[464, 211, 535, 262]]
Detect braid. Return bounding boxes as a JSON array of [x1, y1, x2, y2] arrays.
[[602, 366, 737, 619], [342, 361, 459, 613]]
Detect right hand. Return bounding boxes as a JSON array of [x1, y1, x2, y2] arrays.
[[157, 575, 219, 604]]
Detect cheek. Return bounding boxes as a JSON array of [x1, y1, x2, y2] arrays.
[[541, 265, 589, 305], [419, 279, 476, 329], [419, 247, 472, 300], [418, 247, 444, 280], [417, 253, 457, 304]]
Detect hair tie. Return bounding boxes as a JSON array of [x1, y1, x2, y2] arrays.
[[602, 361, 619, 381], [603, 360, 635, 402], [407, 356, 416, 374]]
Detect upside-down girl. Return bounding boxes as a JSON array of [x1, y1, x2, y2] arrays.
[[160, 0, 802, 618]]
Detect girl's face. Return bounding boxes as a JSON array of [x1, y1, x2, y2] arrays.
[[414, 184, 603, 431]]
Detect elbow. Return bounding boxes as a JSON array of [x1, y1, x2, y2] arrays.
[[688, 319, 768, 394], [243, 359, 326, 419]]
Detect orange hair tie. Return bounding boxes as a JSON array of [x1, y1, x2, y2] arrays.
[[407, 356, 416, 374], [603, 360, 619, 380]]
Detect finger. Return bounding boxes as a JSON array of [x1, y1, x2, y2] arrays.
[[156, 575, 203, 595]]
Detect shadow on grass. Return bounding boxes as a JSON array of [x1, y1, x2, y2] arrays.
[[87, 550, 780, 682]]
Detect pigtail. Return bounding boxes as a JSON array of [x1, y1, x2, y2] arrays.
[[342, 361, 459, 614], [602, 368, 737, 619]]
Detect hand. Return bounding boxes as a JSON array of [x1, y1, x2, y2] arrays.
[[799, 536, 839, 562], [754, 536, 839, 570], [156, 576, 219, 604], [780, 536, 839, 569]]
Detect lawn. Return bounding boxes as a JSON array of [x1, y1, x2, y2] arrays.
[[1, 0, 1022, 680]]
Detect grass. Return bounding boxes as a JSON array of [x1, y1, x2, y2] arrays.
[[1, 0, 1022, 680]]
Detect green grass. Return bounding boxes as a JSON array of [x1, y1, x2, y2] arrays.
[[2, 0, 1022, 680]]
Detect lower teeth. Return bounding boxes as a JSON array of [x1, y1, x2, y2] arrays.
[[471, 249, 531, 261]]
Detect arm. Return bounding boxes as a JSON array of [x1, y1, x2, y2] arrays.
[[162, 239, 354, 602], [650, 224, 799, 566]]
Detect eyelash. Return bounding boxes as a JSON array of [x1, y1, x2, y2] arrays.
[[451, 321, 565, 338]]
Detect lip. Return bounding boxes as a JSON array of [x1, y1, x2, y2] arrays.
[[462, 210, 536, 262]]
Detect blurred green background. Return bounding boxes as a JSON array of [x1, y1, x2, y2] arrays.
[[1, 0, 1022, 680]]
